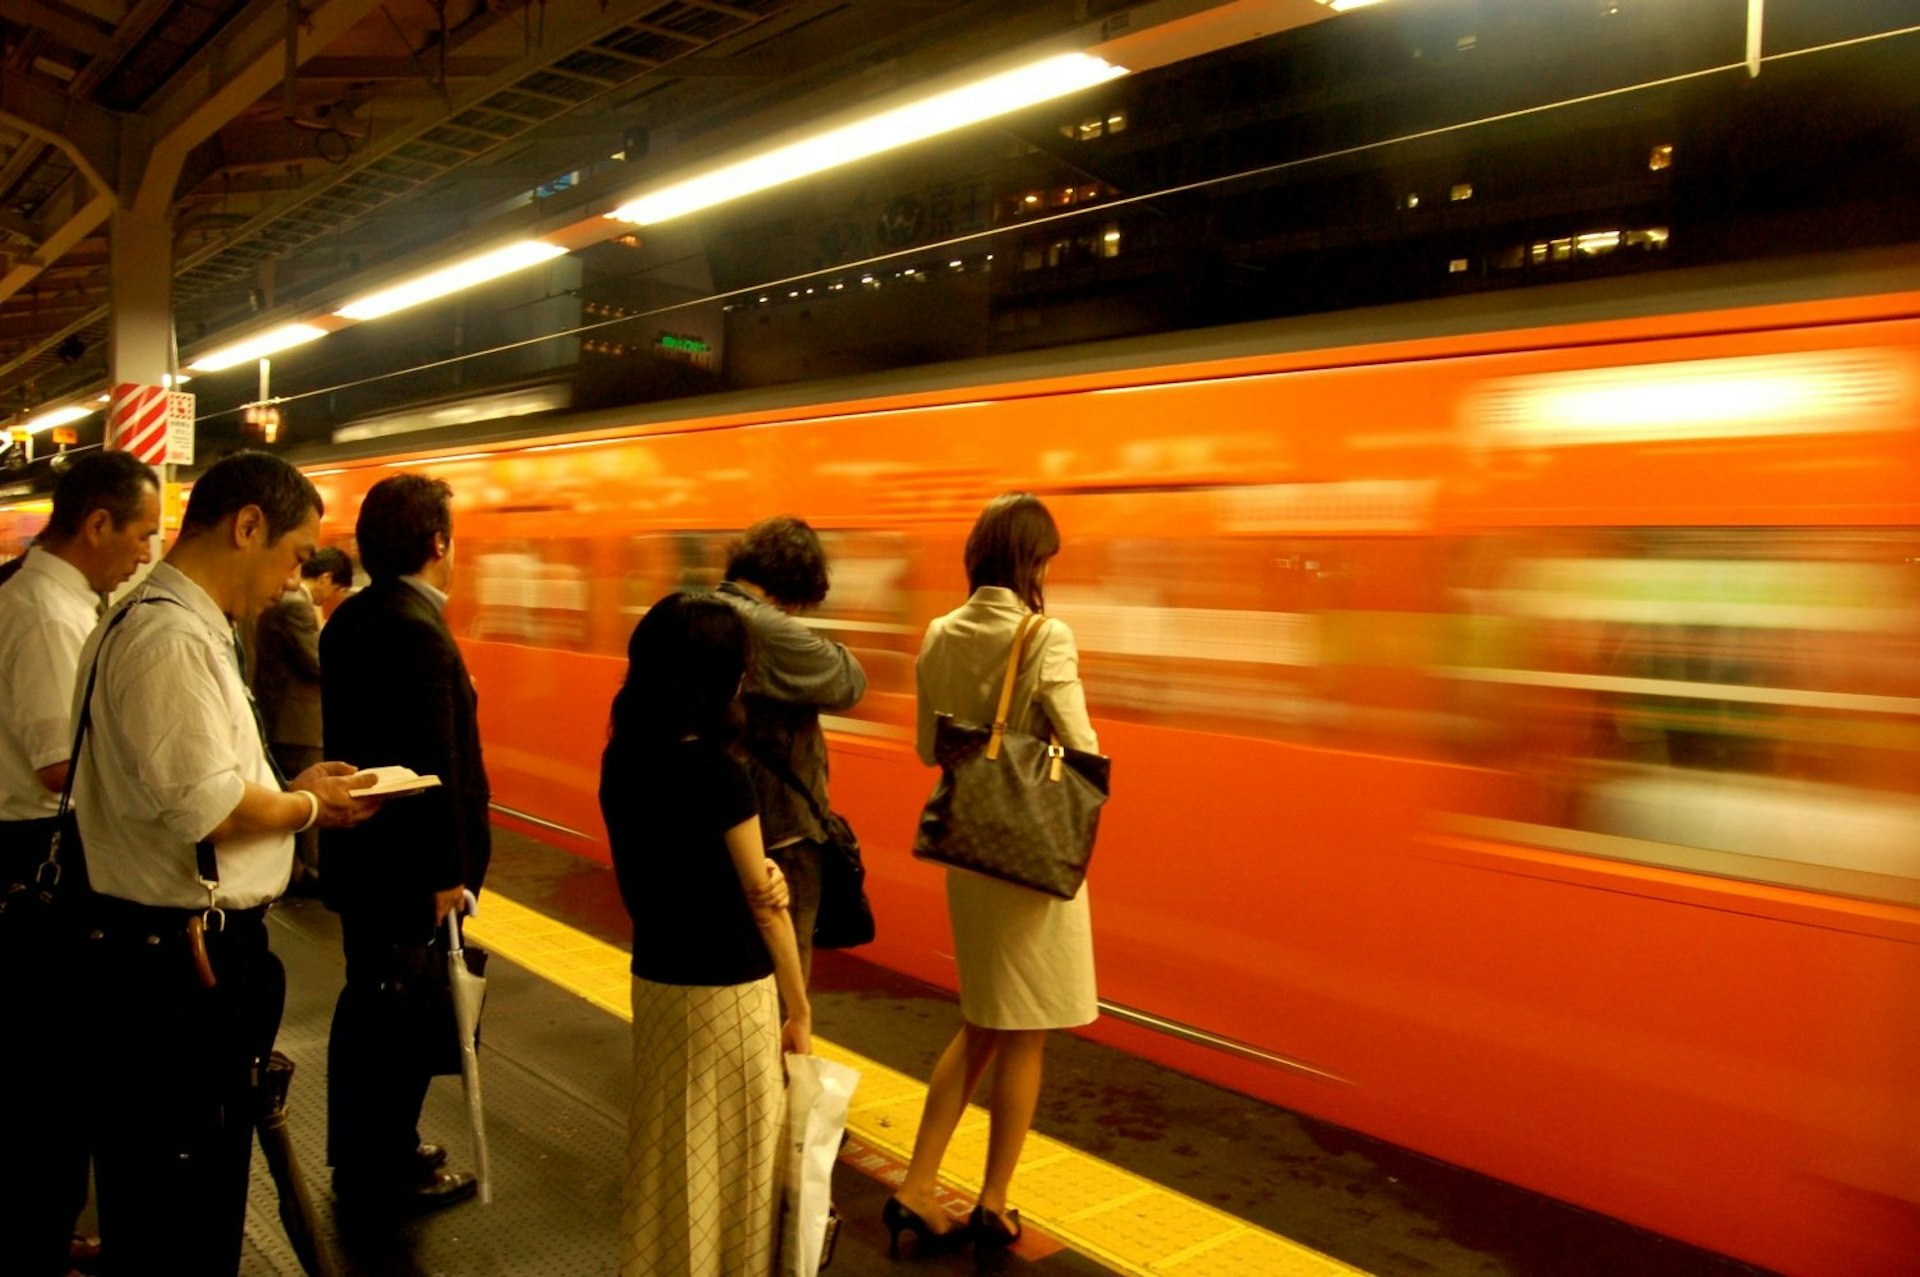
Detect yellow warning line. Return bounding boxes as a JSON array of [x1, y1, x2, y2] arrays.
[[466, 891, 1366, 1277]]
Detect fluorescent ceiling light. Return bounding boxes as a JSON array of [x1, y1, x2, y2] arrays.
[[1322, 0, 1386, 11], [26, 404, 95, 433], [188, 323, 328, 373], [608, 52, 1129, 226], [335, 241, 569, 321]]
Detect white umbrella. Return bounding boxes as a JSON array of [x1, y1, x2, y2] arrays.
[[446, 912, 492, 1204]]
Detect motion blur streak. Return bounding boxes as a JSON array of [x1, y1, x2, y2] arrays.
[[9, 272, 1915, 1277]]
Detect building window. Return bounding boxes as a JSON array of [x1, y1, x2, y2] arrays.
[[1448, 258, 1470, 273], [1059, 109, 1128, 142], [1450, 183, 1474, 201], [1101, 225, 1122, 258], [1649, 143, 1673, 171], [1403, 193, 1421, 210]]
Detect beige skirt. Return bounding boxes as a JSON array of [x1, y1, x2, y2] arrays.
[[622, 974, 782, 1277], [947, 869, 1098, 1030]]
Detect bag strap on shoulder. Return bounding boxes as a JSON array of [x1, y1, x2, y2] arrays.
[[987, 614, 1047, 761], [740, 735, 833, 830]]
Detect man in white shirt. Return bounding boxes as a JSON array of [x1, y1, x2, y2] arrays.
[[0, 449, 159, 1277], [71, 451, 380, 1275]]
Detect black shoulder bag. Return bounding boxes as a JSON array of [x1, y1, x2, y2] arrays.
[[742, 739, 876, 951]]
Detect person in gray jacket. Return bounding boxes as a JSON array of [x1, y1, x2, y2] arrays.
[[714, 516, 866, 983]]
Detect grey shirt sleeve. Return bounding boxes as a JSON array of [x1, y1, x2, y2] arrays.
[[750, 608, 867, 711]]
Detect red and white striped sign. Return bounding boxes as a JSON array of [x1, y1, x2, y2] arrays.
[[110, 383, 170, 465]]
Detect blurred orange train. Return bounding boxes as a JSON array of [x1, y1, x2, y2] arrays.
[[11, 254, 1919, 1274]]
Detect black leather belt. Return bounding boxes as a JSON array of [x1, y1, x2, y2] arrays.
[[88, 894, 269, 939]]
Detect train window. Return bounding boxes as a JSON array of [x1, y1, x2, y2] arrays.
[[460, 538, 595, 652], [1034, 498, 1454, 751], [1441, 529, 1920, 905]]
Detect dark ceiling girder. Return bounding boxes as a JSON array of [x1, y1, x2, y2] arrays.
[[0, 71, 120, 193], [6, 0, 115, 56], [296, 55, 521, 80], [128, 0, 389, 216]]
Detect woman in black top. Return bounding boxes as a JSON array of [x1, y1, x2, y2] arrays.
[[600, 593, 812, 1276]]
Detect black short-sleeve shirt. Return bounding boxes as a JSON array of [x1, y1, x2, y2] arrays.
[[599, 736, 773, 986]]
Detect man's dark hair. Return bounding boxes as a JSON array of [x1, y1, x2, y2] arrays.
[[356, 472, 453, 580], [609, 592, 750, 745], [180, 451, 322, 542], [41, 449, 158, 543], [964, 492, 1060, 613], [724, 515, 829, 608], [301, 546, 354, 588]]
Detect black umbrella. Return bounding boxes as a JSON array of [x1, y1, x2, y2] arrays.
[[253, 1050, 339, 1277]]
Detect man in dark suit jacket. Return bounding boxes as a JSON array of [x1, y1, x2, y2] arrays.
[[321, 473, 490, 1210], [252, 577, 324, 888]]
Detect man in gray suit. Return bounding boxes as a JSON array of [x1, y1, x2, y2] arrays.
[[252, 554, 335, 890]]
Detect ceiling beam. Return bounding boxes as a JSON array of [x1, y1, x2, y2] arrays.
[[0, 210, 46, 246], [296, 55, 520, 80], [0, 182, 112, 307], [128, 0, 389, 217], [0, 70, 120, 193], [60, 0, 129, 23], [5, 0, 114, 57], [0, 306, 103, 342]]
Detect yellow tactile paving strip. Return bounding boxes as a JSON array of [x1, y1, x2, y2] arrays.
[[465, 891, 1366, 1277]]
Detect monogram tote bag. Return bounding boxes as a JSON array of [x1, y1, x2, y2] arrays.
[[912, 614, 1111, 899]]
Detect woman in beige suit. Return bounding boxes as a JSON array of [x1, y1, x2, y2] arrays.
[[885, 492, 1098, 1257]]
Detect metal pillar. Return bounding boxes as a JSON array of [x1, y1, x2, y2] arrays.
[[107, 208, 175, 396]]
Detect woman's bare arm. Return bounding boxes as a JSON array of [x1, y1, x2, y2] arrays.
[[724, 814, 812, 1054]]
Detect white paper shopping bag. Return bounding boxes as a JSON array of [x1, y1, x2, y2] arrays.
[[781, 1054, 860, 1277]]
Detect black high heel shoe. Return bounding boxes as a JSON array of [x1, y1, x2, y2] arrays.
[[969, 1204, 1022, 1250], [882, 1197, 964, 1259]]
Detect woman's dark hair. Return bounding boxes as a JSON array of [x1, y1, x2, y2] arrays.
[[964, 492, 1060, 613], [356, 472, 453, 580], [42, 449, 158, 542], [181, 451, 322, 543], [724, 516, 829, 609], [301, 546, 354, 588], [609, 592, 750, 745]]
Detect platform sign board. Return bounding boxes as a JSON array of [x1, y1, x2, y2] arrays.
[[166, 391, 195, 467]]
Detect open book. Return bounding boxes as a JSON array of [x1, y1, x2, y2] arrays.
[[349, 765, 443, 798]]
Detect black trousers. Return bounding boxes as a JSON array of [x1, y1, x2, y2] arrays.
[[81, 899, 284, 1277], [0, 820, 89, 1277], [327, 903, 448, 1176]]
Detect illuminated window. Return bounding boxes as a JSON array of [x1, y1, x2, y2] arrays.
[[1403, 193, 1421, 210], [1101, 225, 1121, 258], [1450, 183, 1473, 201], [1449, 258, 1470, 273], [1456, 34, 1477, 51], [1625, 226, 1670, 248], [1649, 144, 1673, 171]]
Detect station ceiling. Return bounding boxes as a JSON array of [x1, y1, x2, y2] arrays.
[[0, 0, 1340, 426]]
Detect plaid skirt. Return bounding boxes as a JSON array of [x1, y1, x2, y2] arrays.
[[621, 974, 782, 1277]]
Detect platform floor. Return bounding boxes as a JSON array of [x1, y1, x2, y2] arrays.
[[172, 829, 1766, 1276]]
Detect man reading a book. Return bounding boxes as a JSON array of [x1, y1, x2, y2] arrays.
[[320, 472, 492, 1210]]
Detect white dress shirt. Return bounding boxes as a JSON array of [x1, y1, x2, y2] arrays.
[[73, 562, 292, 909], [0, 549, 98, 821]]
